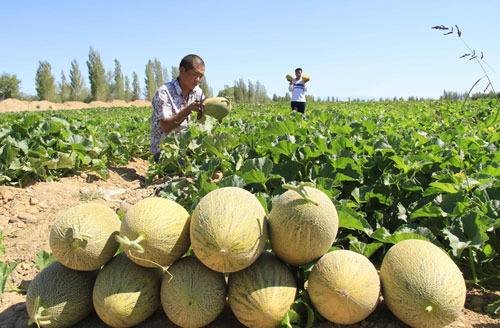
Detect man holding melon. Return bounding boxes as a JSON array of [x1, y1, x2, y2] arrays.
[[150, 54, 205, 163], [287, 67, 309, 114]]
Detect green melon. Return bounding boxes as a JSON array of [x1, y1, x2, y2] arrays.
[[160, 256, 226, 327], [308, 250, 380, 324], [380, 239, 466, 328], [228, 252, 297, 328], [269, 183, 339, 266], [93, 253, 161, 327], [49, 202, 121, 271], [190, 187, 268, 273], [26, 262, 96, 328], [116, 197, 190, 269], [202, 97, 231, 122]]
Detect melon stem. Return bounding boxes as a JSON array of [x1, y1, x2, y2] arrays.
[[115, 234, 145, 253], [29, 301, 52, 328], [68, 226, 91, 250], [425, 305, 433, 312], [114, 234, 172, 279], [282, 183, 319, 206]]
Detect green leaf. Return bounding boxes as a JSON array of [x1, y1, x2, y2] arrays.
[[337, 206, 373, 235], [371, 225, 436, 244], [34, 250, 56, 270], [0, 261, 18, 294], [0, 231, 5, 256], [219, 174, 246, 188], [410, 203, 447, 219], [485, 298, 500, 316], [347, 235, 383, 258]]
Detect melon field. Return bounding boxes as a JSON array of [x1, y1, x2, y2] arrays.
[[0, 100, 498, 327]]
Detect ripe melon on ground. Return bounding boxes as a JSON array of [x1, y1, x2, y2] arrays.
[[228, 252, 297, 328], [116, 197, 190, 269], [161, 256, 226, 328], [190, 187, 268, 273], [380, 239, 466, 328], [93, 253, 161, 327], [308, 250, 380, 324], [49, 202, 121, 271], [26, 262, 96, 328], [269, 183, 339, 266]]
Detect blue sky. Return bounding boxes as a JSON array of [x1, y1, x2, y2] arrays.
[[1, 0, 499, 100]]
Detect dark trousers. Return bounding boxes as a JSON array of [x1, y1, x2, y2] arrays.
[[291, 101, 306, 113]]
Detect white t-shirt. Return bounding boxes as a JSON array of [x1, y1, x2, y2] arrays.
[[289, 79, 307, 102]]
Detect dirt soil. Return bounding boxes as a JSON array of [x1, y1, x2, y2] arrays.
[[0, 159, 498, 327], [0, 98, 150, 113]]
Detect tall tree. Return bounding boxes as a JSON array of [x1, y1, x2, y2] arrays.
[[58, 70, 71, 102], [163, 67, 169, 83], [106, 69, 114, 100], [35, 60, 56, 101], [153, 58, 164, 88], [124, 75, 132, 101], [247, 80, 255, 103], [171, 66, 179, 80], [144, 60, 156, 101], [69, 60, 87, 101], [86, 47, 107, 101], [0, 73, 21, 100], [132, 72, 141, 100], [113, 59, 125, 100]]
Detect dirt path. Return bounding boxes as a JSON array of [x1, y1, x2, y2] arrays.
[[0, 159, 498, 327]]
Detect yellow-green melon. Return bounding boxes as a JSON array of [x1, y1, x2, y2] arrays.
[[269, 184, 338, 266], [49, 202, 121, 271], [202, 97, 231, 122], [190, 187, 268, 273], [93, 253, 161, 327], [26, 262, 96, 328], [160, 256, 226, 327], [308, 250, 380, 324], [228, 252, 297, 328], [380, 239, 466, 328], [116, 197, 190, 269]]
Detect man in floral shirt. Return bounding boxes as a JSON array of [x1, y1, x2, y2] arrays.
[[150, 54, 205, 162]]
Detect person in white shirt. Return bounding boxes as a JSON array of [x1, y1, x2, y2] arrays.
[[150, 54, 205, 163], [288, 67, 308, 113]]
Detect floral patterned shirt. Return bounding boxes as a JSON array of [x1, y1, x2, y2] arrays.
[[150, 79, 204, 154]]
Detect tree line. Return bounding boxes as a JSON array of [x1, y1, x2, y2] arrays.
[[0, 47, 215, 103]]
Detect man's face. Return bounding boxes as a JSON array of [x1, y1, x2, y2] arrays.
[[179, 63, 205, 91], [295, 70, 302, 79]]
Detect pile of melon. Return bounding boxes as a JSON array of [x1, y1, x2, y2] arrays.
[[26, 183, 466, 327]]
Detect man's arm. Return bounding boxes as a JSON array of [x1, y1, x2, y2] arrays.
[[288, 81, 294, 92], [152, 90, 201, 134]]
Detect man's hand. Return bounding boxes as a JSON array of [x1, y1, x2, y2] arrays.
[[159, 101, 204, 133]]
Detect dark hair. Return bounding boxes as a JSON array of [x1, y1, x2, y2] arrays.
[[179, 54, 205, 71], [295, 68, 303, 73]]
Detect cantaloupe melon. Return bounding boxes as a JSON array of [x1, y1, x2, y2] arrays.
[[202, 97, 231, 122], [49, 202, 121, 271], [190, 187, 268, 273], [380, 239, 466, 328], [302, 74, 310, 83], [228, 252, 297, 328], [160, 256, 226, 327], [115, 197, 190, 269], [308, 250, 380, 324], [93, 253, 161, 327], [26, 262, 96, 328], [269, 183, 339, 266], [286, 74, 293, 82]]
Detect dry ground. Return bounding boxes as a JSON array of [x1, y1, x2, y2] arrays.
[[0, 159, 498, 327]]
